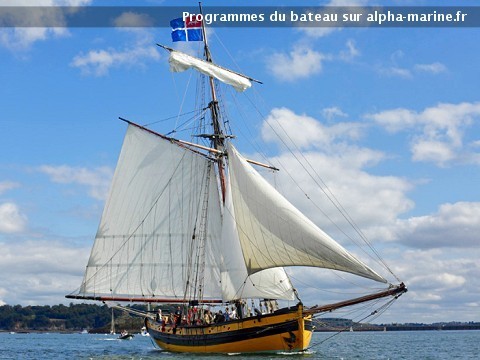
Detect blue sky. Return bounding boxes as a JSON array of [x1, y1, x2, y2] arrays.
[[1, 0, 480, 325]]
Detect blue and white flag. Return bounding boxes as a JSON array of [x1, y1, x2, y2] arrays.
[[170, 16, 203, 42]]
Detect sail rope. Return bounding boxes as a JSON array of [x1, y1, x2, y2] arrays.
[[194, 58, 208, 145], [307, 295, 401, 350], [142, 108, 208, 128], [144, 43, 208, 136], [166, 111, 208, 136], [173, 62, 194, 131], [288, 270, 386, 297], [183, 162, 212, 304]]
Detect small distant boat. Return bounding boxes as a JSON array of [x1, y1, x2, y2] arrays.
[[118, 330, 134, 340], [141, 326, 150, 337], [80, 329, 88, 334]]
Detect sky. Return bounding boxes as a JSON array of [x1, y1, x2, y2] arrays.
[[1, 0, 479, 325]]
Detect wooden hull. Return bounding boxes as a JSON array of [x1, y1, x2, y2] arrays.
[[145, 305, 313, 353]]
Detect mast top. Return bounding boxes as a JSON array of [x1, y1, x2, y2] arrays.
[[199, 2, 212, 63]]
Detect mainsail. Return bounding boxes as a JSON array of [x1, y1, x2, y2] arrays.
[[77, 124, 223, 301]]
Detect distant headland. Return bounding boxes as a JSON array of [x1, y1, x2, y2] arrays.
[[315, 317, 480, 332]]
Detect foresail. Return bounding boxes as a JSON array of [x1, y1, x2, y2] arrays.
[[227, 144, 387, 283], [168, 49, 252, 92], [75, 124, 223, 301], [218, 176, 295, 301]]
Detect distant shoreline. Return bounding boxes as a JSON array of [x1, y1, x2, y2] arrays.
[[315, 324, 480, 332], [2, 326, 480, 334]]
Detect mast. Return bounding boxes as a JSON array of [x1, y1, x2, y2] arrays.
[[110, 308, 115, 334], [199, 2, 227, 203]]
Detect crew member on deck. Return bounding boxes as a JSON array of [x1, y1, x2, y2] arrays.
[[155, 308, 162, 322], [174, 306, 182, 326]]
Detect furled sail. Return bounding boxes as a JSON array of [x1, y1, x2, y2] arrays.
[[168, 49, 252, 92], [75, 124, 223, 301], [227, 143, 387, 283]]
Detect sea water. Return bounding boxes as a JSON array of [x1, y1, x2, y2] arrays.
[[0, 330, 479, 359]]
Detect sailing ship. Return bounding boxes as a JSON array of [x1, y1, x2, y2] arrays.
[[67, 8, 406, 354]]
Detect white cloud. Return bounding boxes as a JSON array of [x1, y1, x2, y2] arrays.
[[267, 46, 325, 82], [383, 247, 480, 322], [266, 39, 362, 81], [300, 27, 338, 39], [0, 239, 90, 305], [0, 181, 20, 195], [414, 62, 448, 74], [270, 152, 412, 235], [367, 107, 417, 133], [256, 109, 479, 323], [393, 202, 480, 249], [367, 101, 480, 166], [260, 107, 413, 238], [379, 66, 412, 79], [411, 140, 455, 164], [0, 202, 27, 233], [0, 27, 68, 52], [262, 107, 361, 150], [376, 50, 412, 78], [377, 50, 446, 79], [379, 62, 447, 78], [113, 12, 154, 28], [0, 0, 92, 51], [0, 0, 92, 8], [322, 106, 348, 121], [339, 39, 360, 61], [297, 0, 369, 38], [71, 42, 160, 76], [1, 1, 161, 69], [287, 245, 480, 323], [38, 165, 113, 200]]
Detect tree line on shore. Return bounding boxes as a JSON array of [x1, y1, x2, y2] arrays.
[[0, 303, 144, 332], [1, 303, 479, 332]]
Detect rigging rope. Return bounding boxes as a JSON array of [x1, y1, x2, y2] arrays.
[[308, 295, 401, 350], [143, 108, 207, 128]]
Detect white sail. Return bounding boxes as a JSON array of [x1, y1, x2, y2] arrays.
[[218, 175, 295, 301], [77, 124, 223, 301], [227, 143, 387, 283], [168, 50, 252, 92]]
